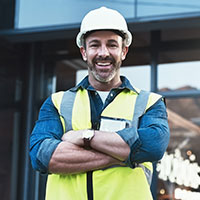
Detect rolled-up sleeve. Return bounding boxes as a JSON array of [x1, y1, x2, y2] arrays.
[[29, 96, 63, 173], [117, 99, 170, 168]]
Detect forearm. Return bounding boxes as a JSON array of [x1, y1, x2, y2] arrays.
[[90, 130, 130, 161], [62, 130, 130, 162], [48, 141, 122, 174]]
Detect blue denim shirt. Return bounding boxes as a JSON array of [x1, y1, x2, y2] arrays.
[[29, 76, 170, 173]]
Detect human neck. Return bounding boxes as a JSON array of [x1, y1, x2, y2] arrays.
[[89, 76, 122, 91]]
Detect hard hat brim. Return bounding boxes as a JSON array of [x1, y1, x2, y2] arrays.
[[76, 29, 132, 48]]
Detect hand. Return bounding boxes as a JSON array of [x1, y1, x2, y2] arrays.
[[62, 130, 84, 146]]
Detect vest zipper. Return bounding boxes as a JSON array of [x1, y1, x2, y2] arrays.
[[86, 171, 93, 200]]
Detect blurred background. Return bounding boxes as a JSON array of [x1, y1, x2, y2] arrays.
[[0, 1, 200, 199]]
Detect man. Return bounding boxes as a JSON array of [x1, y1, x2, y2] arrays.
[[30, 7, 170, 200]]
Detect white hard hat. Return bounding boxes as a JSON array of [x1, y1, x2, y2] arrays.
[[76, 7, 132, 48]]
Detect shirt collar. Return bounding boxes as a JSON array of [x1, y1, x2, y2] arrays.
[[70, 75, 139, 94]]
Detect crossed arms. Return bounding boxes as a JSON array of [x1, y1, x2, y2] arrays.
[[29, 96, 170, 174], [48, 130, 129, 174]]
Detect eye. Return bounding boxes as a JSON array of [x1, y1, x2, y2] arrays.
[[89, 43, 99, 48], [91, 44, 98, 47], [108, 43, 118, 48], [111, 44, 118, 47]]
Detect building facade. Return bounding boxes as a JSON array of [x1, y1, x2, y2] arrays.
[[0, 1, 200, 199]]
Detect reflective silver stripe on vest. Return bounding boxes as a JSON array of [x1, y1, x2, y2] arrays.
[[137, 164, 152, 185], [132, 90, 150, 128], [132, 90, 152, 185], [60, 90, 76, 132]]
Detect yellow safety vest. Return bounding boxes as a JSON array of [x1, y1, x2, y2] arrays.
[[46, 88, 162, 200]]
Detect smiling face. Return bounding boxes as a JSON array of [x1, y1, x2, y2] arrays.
[[80, 31, 128, 88]]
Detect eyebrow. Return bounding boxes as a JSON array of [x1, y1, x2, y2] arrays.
[[88, 39, 100, 44], [88, 39, 119, 44], [107, 39, 118, 44]]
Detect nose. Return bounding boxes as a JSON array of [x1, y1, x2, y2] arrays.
[[98, 45, 109, 58]]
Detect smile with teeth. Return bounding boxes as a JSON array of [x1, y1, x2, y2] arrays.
[[96, 62, 111, 66]]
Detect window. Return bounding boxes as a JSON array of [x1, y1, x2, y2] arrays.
[[16, 0, 135, 28], [158, 61, 200, 91], [138, 0, 200, 18]]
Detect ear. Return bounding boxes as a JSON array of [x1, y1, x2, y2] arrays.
[[80, 47, 87, 61], [121, 46, 129, 61]]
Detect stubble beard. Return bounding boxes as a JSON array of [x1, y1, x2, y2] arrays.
[[87, 57, 122, 83]]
